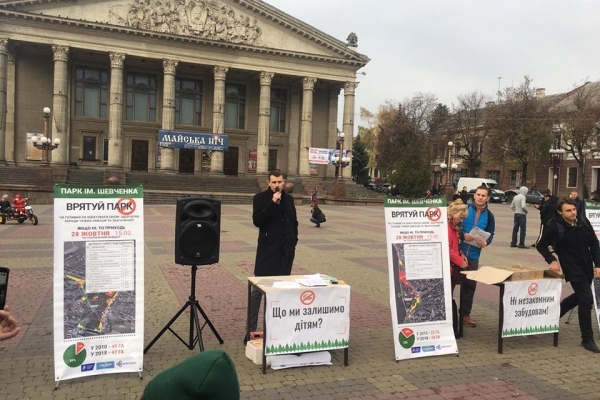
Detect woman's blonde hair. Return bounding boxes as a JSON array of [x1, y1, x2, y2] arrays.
[[448, 199, 468, 218]]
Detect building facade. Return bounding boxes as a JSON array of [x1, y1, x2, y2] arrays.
[[0, 0, 369, 178]]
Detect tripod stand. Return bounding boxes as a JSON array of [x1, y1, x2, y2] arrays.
[[144, 265, 223, 354]]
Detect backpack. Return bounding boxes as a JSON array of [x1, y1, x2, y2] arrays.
[[320, 213, 326, 223]]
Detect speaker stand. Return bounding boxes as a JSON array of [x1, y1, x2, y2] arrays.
[[144, 265, 224, 354]]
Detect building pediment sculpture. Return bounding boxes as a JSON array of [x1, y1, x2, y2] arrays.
[[110, 0, 262, 45]]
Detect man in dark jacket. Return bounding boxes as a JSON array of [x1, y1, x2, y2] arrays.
[[536, 198, 600, 353], [532, 190, 558, 247], [310, 204, 326, 227], [246, 170, 298, 342]]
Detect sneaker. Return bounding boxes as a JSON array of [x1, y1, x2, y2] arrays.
[[463, 316, 476, 327], [510, 244, 517, 248], [243, 333, 249, 345], [316, 223, 320, 228], [518, 245, 528, 249], [581, 340, 600, 353]]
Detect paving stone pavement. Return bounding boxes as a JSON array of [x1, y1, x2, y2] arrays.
[[1, 201, 600, 400]]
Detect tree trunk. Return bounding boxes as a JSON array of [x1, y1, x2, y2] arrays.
[[520, 162, 528, 187]]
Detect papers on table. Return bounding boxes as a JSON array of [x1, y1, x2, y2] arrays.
[[294, 274, 328, 287], [272, 281, 302, 289], [464, 226, 491, 248]]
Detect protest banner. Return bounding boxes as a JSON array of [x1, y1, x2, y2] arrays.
[[501, 280, 561, 337], [384, 196, 457, 360], [53, 185, 144, 383], [585, 200, 600, 330], [264, 286, 350, 355]]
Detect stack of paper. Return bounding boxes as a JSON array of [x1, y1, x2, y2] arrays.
[[294, 274, 327, 287], [270, 351, 332, 370]]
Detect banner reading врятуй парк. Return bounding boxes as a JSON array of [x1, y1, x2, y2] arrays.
[[384, 196, 458, 360], [53, 184, 144, 382]]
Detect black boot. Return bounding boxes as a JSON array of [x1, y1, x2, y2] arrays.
[[581, 339, 600, 353]]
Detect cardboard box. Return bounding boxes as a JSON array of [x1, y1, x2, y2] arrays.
[[464, 265, 561, 285], [245, 339, 270, 365]]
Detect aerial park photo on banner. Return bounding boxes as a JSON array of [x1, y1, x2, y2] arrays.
[[384, 196, 458, 360]]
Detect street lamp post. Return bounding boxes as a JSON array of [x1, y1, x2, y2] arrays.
[[440, 141, 458, 201], [549, 147, 565, 196], [332, 132, 351, 198], [31, 107, 60, 164]]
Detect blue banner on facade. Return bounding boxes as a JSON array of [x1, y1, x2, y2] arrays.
[[157, 130, 229, 151]]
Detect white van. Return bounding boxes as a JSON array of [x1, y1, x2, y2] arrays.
[[456, 177, 498, 192]]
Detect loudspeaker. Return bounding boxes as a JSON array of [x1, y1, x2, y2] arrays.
[[175, 197, 221, 266]]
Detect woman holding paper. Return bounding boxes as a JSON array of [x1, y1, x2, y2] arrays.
[[447, 200, 468, 337]]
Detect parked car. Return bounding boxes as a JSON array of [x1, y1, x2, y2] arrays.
[[465, 188, 506, 203], [505, 189, 544, 204], [382, 183, 391, 193]]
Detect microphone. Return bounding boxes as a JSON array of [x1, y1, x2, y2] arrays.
[[275, 187, 281, 205]]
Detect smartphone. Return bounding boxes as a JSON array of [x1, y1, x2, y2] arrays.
[[0, 267, 8, 311]]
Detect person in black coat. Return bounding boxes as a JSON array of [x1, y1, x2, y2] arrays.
[[536, 198, 600, 353], [246, 170, 298, 341]]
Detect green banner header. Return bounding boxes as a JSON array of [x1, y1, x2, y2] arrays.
[[54, 184, 144, 198], [384, 196, 447, 208]]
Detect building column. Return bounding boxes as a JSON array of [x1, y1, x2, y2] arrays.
[[326, 87, 341, 178], [5, 49, 15, 164], [342, 81, 358, 179], [256, 71, 274, 174], [286, 89, 301, 176], [0, 39, 8, 165], [210, 66, 228, 174], [51, 45, 69, 165], [298, 77, 317, 177], [160, 59, 178, 172], [108, 53, 126, 168]]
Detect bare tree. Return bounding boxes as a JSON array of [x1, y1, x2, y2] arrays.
[[449, 91, 490, 176], [553, 82, 600, 195], [487, 76, 554, 185]]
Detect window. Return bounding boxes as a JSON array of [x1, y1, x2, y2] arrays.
[[434, 171, 442, 185], [269, 89, 286, 132], [487, 170, 500, 182], [568, 166, 578, 187], [103, 138, 109, 162], [225, 84, 245, 129], [126, 72, 157, 122], [175, 78, 202, 126], [268, 149, 277, 171], [75, 67, 108, 118], [82, 136, 97, 160]]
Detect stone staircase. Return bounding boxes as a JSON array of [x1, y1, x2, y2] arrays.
[[298, 178, 328, 198], [321, 180, 383, 199], [0, 165, 37, 186], [126, 172, 260, 194], [67, 168, 105, 185]]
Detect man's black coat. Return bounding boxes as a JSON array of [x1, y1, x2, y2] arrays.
[[537, 215, 600, 283], [252, 188, 298, 276]]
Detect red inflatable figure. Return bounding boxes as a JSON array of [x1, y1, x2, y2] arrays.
[[12, 194, 25, 214]]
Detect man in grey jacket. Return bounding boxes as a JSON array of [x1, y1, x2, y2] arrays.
[[510, 186, 529, 248]]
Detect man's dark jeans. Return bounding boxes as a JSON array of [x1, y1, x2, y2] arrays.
[[560, 280, 594, 341], [511, 213, 527, 247], [461, 259, 479, 317]]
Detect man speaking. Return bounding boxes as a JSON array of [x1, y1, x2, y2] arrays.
[[246, 170, 298, 343]]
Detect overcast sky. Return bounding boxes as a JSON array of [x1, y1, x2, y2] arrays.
[[265, 0, 600, 126]]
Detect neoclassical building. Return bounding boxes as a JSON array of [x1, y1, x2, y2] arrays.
[[0, 0, 369, 178]]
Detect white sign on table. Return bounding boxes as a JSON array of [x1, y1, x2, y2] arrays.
[[264, 285, 350, 355], [584, 200, 600, 330], [502, 279, 561, 337]]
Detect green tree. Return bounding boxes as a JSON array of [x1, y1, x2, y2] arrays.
[[352, 134, 371, 185], [377, 93, 437, 197], [428, 103, 450, 132]]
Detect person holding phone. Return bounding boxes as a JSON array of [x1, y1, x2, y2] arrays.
[[0, 306, 20, 341]]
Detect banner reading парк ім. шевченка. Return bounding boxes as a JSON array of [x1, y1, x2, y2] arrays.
[[53, 184, 144, 383], [384, 196, 458, 360]]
